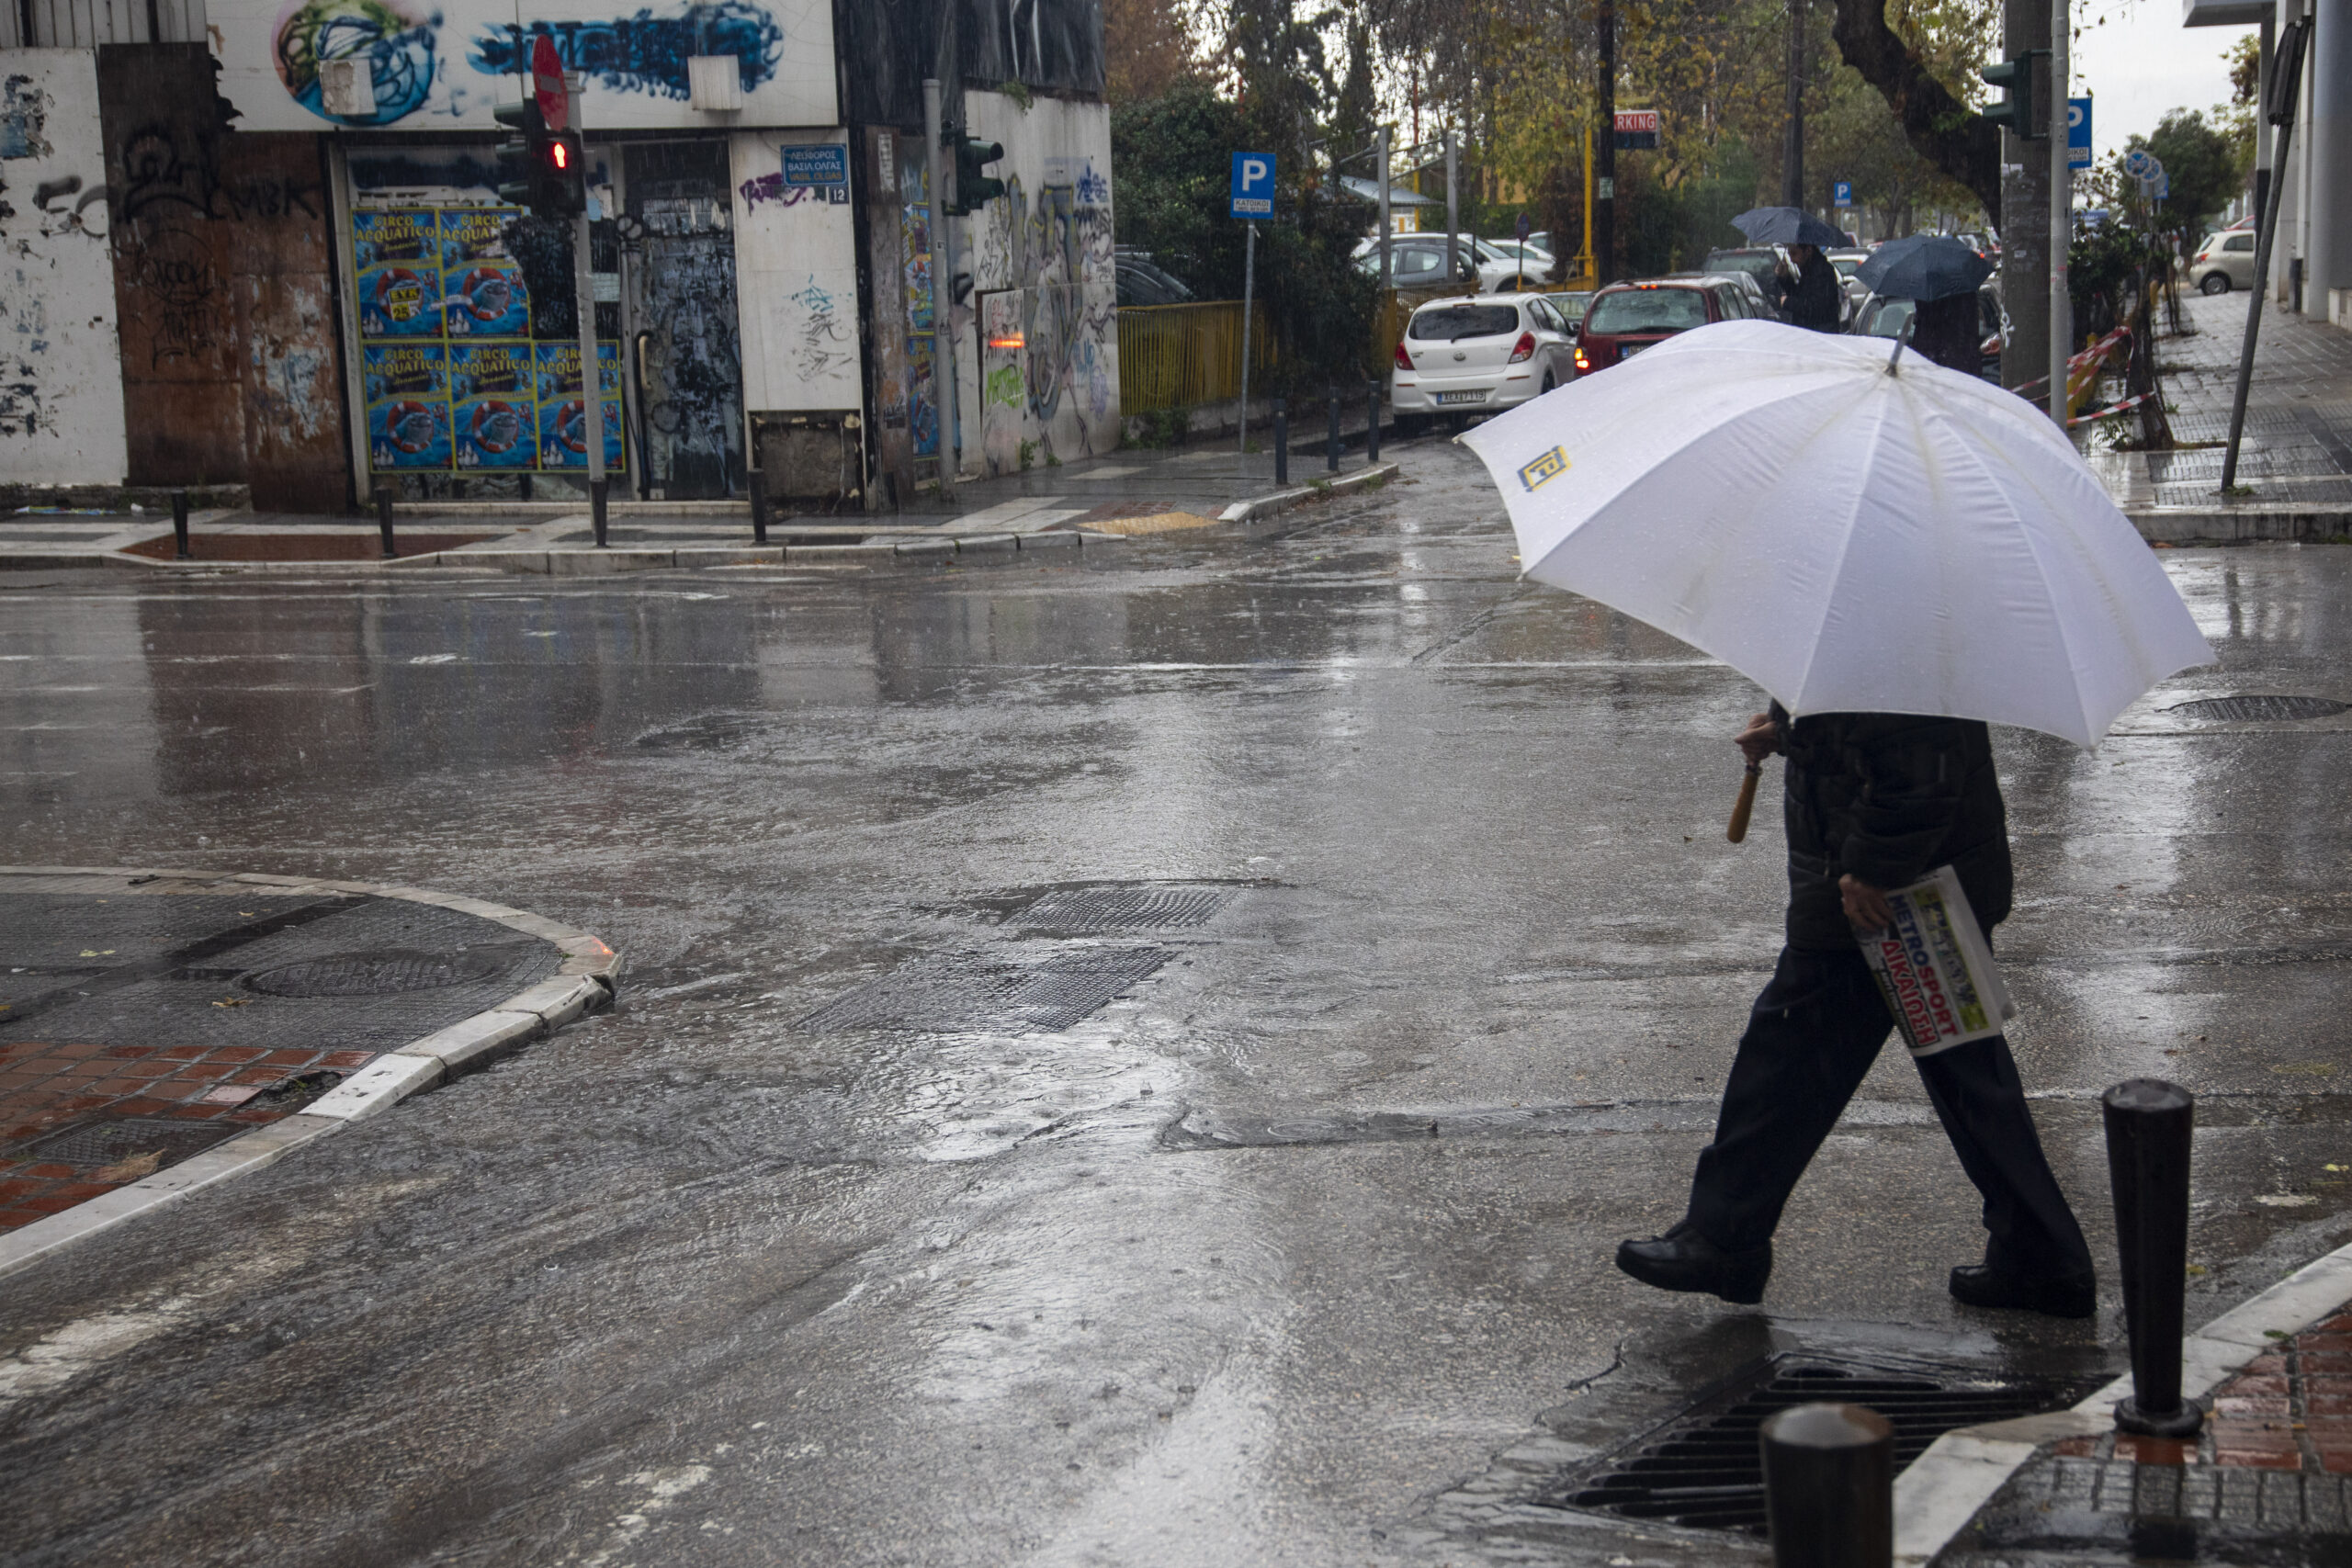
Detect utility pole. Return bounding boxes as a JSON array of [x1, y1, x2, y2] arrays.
[[1597, 0, 1616, 285], [1782, 0, 1805, 206], [567, 73, 605, 539], [1444, 129, 1460, 290], [2049, 0, 2071, 432], [1377, 126, 1393, 288], [2001, 0, 2051, 405]]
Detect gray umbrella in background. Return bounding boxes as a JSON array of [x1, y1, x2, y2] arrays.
[[1855, 234, 1994, 301], [1729, 206, 1848, 248]]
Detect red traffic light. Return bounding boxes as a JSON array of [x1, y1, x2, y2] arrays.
[[549, 140, 571, 171]]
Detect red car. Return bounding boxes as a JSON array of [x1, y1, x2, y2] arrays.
[[1571, 275, 1758, 378]]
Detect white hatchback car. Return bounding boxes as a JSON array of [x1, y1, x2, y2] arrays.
[[1390, 294, 1577, 433]]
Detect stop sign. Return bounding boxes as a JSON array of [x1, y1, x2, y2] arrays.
[[531, 34, 567, 130]]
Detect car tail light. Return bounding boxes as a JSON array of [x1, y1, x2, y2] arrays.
[[1394, 342, 1413, 370], [1573, 346, 1591, 373], [1508, 332, 1536, 364]]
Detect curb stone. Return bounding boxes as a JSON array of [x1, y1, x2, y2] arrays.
[[1217, 461, 1401, 525], [1894, 1233, 2352, 1563], [0, 865, 620, 1283]]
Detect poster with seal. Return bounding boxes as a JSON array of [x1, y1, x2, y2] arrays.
[[533, 340, 624, 470], [354, 209, 443, 338], [438, 208, 531, 338], [448, 341, 537, 468], [362, 342, 451, 468]]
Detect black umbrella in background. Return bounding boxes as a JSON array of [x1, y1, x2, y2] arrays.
[[1729, 206, 1849, 248], [1854, 234, 1993, 301]]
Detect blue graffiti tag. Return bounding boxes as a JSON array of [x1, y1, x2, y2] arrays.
[[469, 2, 784, 100]]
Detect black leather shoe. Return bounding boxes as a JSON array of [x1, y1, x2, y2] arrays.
[[1949, 1264, 2096, 1319], [1615, 1222, 1770, 1305]]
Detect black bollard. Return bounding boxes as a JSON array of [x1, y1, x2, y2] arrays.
[[750, 480, 768, 545], [2106, 1078, 2204, 1438], [1760, 1403, 1893, 1568], [171, 490, 190, 560], [1272, 398, 1288, 485], [1366, 380, 1382, 464], [374, 483, 397, 558], [591, 477, 610, 548], [1326, 391, 1340, 472]]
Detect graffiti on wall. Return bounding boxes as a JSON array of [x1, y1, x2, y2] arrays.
[[974, 145, 1115, 474], [213, 0, 833, 132]]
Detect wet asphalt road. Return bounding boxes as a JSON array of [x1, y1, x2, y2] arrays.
[[4, 441, 2352, 1565]]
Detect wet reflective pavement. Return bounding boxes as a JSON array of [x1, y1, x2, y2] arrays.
[[4, 441, 2352, 1564]]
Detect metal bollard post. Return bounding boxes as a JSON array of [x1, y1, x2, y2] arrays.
[[374, 483, 397, 558], [171, 490, 190, 560], [1326, 391, 1341, 472], [2106, 1078, 2204, 1438], [750, 481, 768, 545], [1760, 1403, 1893, 1568], [591, 477, 610, 548], [1366, 380, 1381, 464], [1273, 398, 1288, 485]]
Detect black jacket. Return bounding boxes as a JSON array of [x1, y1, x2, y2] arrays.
[[1772, 703, 2013, 952], [1773, 252, 1844, 333]]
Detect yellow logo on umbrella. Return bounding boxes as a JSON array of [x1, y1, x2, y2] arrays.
[[1518, 446, 1569, 491]]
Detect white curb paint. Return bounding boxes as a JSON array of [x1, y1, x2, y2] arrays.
[[0, 866, 620, 1284], [1894, 1237, 2352, 1563], [1218, 461, 1400, 524]]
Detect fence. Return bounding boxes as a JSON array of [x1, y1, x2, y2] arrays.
[[1117, 301, 1277, 415]]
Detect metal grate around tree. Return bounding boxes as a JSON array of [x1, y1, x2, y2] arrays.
[[239, 948, 512, 998], [8, 1116, 243, 1172], [796, 946, 1174, 1034], [1544, 1354, 2098, 1537]]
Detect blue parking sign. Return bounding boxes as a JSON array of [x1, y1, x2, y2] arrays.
[[2067, 97, 2092, 170], [1832, 180, 1853, 208], [1230, 151, 1274, 220]]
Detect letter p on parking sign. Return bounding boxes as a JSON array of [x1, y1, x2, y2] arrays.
[[1231, 152, 1274, 219]]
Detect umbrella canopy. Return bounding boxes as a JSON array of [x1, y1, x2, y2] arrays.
[[1730, 206, 1849, 249], [1855, 234, 1994, 301], [1460, 321, 2210, 747]]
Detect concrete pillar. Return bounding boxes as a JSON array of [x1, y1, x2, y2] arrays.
[[2309, 0, 2349, 320], [2001, 0, 2052, 396]]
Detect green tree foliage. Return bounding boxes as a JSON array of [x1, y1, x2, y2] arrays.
[[1110, 80, 1379, 389], [2138, 109, 2249, 240]]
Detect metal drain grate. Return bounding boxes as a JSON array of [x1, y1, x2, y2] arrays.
[[239, 949, 508, 998], [1013, 886, 1233, 933], [1546, 1354, 2095, 1536], [8, 1116, 243, 1171], [797, 946, 1174, 1033], [2169, 694, 2350, 723]]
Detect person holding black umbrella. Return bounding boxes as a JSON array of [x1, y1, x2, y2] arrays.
[[1729, 207, 1847, 333], [1856, 233, 2001, 379]]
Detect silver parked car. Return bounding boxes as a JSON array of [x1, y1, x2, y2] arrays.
[[2184, 228, 2258, 294], [1389, 294, 1577, 434]]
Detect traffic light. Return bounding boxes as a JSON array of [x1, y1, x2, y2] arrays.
[[946, 132, 1005, 215], [1981, 51, 2046, 141], [492, 97, 583, 217]]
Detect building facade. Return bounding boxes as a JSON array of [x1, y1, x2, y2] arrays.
[[0, 0, 1112, 510]]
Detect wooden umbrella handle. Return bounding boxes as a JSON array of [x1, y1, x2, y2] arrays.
[[1726, 763, 1762, 843]]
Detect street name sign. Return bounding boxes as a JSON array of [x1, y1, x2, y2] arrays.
[[1230, 152, 1274, 219]]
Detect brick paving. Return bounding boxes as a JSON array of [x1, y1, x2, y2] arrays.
[[2047, 1311, 2352, 1474]]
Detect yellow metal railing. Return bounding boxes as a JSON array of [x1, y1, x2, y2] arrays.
[[1117, 301, 1277, 415]]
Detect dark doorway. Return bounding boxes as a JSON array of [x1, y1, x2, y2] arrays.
[[622, 141, 745, 501]]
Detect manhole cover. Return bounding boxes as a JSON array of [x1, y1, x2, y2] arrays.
[[7, 1116, 243, 1171], [239, 948, 506, 998], [2168, 694, 2349, 723], [797, 947, 1174, 1033], [1014, 886, 1233, 933], [1544, 1353, 2098, 1536]]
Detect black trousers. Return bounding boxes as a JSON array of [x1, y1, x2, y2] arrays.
[[1685, 944, 2095, 1281]]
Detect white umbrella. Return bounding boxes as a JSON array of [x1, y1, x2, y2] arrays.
[[1459, 319, 2211, 748]]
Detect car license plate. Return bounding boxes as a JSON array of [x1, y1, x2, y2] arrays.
[[1434, 390, 1487, 405], [1619, 344, 1646, 358]]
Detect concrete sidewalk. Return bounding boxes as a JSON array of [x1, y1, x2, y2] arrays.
[[2089, 289, 2352, 542], [0, 867, 617, 1277]]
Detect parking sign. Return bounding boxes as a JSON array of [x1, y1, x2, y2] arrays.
[[2068, 97, 2092, 170], [1230, 152, 1274, 220], [1832, 180, 1853, 208]]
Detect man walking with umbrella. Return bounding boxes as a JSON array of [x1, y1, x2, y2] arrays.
[[1455, 289, 2213, 1322], [1731, 207, 1846, 333]]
